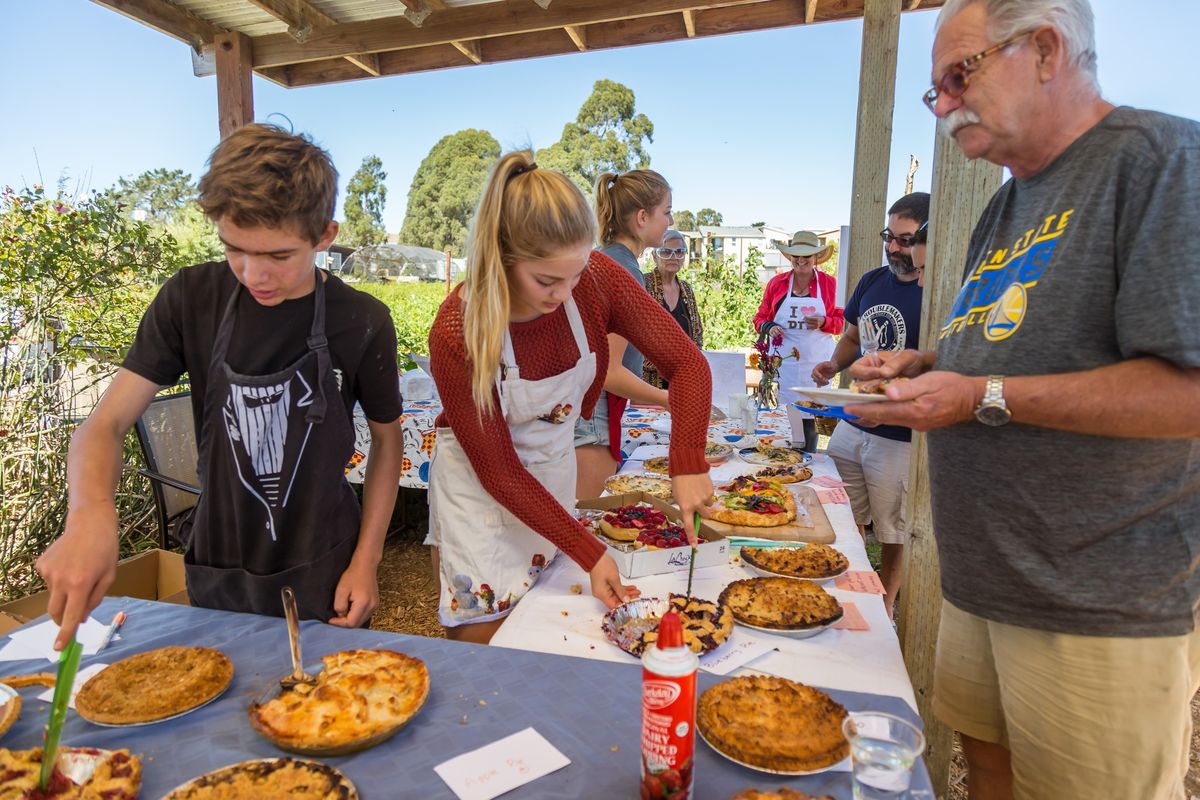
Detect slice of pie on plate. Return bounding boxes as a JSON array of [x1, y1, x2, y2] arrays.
[[162, 758, 357, 800], [75, 645, 233, 725], [643, 456, 670, 474], [698, 675, 849, 773], [752, 464, 813, 484]]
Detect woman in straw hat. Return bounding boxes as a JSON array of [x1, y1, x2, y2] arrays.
[[752, 230, 843, 451]]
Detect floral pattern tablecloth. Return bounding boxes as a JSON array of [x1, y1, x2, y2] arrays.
[[347, 401, 796, 489]]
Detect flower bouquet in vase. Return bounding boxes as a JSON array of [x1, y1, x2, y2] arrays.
[[749, 334, 801, 412]]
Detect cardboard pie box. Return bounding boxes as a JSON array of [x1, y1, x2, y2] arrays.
[[576, 493, 729, 579], [0, 548, 189, 635]]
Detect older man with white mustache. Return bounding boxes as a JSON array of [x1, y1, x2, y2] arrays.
[[846, 1, 1200, 798]]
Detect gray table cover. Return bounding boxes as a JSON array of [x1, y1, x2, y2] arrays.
[[0, 597, 932, 798]]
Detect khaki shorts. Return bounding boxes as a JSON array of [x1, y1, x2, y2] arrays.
[[934, 599, 1200, 800], [825, 422, 910, 544]]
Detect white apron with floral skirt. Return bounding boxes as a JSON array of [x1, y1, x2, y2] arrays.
[[429, 297, 596, 627], [774, 276, 835, 410]]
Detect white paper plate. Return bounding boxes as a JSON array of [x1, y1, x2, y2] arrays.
[[791, 387, 890, 406], [697, 726, 849, 775], [736, 447, 812, 467]]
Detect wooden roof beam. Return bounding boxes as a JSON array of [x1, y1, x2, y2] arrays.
[[532, 0, 553, 8], [909, 0, 924, 8], [805, 0, 818, 24], [344, 52, 381, 75], [396, 0, 432, 26], [244, 0, 382, 76], [251, 0, 767, 67], [88, 0, 223, 50], [682, 9, 697, 37], [564, 25, 587, 51], [450, 39, 483, 64]]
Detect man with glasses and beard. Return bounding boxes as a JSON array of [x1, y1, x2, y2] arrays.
[[846, 1, 1200, 797], [812, 193, 927, 621]]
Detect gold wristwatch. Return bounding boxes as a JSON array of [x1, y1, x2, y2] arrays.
[[974, 375, 1011, 427]]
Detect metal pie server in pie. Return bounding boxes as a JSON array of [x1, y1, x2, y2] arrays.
[[280, 586, 317, 690]]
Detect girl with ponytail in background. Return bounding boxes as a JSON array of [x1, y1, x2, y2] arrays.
[[574, 169, 678, 498], [426, 153, 713, 644]]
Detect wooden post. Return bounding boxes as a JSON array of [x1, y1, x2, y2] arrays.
[[215, 31, 254, 139], [897, 131, 1003, 795], [843, 0, 900, 302], [445, 249, 452, 293]]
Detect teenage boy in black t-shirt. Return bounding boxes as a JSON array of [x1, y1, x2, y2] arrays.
[[37, 125, 403, 649]]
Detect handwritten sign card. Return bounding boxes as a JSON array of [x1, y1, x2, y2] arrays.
[[835, 571, 887, 595], [815, 487, 851, 505], [699, 634, 776, 676], [811, 475, 846, 489], [831, 602, 870, 632], [435, 727, 571, 800]]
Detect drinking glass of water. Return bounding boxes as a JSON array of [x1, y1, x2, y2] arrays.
[[841, 712, 926, 799]]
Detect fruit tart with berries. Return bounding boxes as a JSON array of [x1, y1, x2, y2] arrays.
[[598, 505, 671, 542]]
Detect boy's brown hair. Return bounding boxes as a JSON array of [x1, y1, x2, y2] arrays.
[[197, 124, 338, 245]]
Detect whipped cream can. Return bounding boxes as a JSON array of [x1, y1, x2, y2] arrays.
[[640, 610, 697, 800]]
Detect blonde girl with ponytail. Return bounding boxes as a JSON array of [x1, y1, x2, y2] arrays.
[[574, 169, 679, 499], [426, 153, 714, 644]]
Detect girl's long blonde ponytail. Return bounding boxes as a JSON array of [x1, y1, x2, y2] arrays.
[[594, 169, 670, 246], [462, 151, 596, 415]]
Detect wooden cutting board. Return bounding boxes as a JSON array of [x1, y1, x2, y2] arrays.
[[702, 484, 836, 544]]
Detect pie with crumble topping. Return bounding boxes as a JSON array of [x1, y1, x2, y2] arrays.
[[752, 464, 813, 484], [249, 649, 429, 753], [731, 789, 833, 800], [718, 577, 842, 629], [698, 676, 848, 773], [75, 646, 233, 725], [0, 746, 142, 798], [162, 758, 356, 799], [740, 544, 849, 579]]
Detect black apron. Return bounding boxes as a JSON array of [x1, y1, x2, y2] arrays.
[[184, 270, 361, 621]]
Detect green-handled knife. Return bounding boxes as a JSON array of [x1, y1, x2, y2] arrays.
[[685, 512, 700, 600], [40, 640, 83, 791]]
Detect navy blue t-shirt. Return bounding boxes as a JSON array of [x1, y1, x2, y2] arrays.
[[843, 266, 923, 442]]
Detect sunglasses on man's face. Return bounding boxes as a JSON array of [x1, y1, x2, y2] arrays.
[[655, 247, 687, 259], [922, 31, 1031, 112], [880, 229, 921, 248]]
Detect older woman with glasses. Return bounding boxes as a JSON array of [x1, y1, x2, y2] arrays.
[[642, 230, 703, 389]]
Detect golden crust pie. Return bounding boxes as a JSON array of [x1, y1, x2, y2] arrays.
[[0, 695, 19, 740], [604, 473, 672, 501], [710, 478, 797, 527], [643, 456, 670, 474], [162, 758, 356, 800], [705, 442, 733, 463], [76, 646, 233, 725], [249, 649, 429, 752], [0, 746, 142, 799], [698, 676, 848, 773], [741, 544, 849, 579], [744, 444, 803, 466], [719, 578, 842, 629], [731, 790, 833, 800], [0, 673, 56, 689], [752, 464, 813, 484]]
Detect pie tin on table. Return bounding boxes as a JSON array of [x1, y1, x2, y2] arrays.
[[736, 447, 812, 467], [601, 597, 729, 658], [739, 546, 850, 584], [161, 757, 358, 799], [76, 647, 234, 727], [248, 661, 429, 756], [696, 725, 849, 776], [730, 608, 844, 640]]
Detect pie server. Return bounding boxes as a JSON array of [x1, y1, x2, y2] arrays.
[[40, 639, 83, 790], [280, 587, 317, 690]]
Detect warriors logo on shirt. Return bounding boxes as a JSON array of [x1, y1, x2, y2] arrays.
[[939, 208, 1074, 341]]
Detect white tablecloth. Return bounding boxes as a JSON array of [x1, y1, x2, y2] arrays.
[[490, 450, 918, 711]]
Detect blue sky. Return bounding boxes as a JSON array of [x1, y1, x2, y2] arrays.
[[2, 1, 1196, 234]]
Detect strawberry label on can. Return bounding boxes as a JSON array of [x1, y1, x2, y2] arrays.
[[640, 668, 695, 800]]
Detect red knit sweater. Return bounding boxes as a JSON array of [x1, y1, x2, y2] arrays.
[[428, 251, 712, 571]]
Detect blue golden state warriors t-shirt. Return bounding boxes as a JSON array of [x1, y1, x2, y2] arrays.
[[843, 267, 923, 442], [928, 107, 1200, 637]]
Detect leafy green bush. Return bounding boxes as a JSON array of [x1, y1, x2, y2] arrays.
[[353, 282, 448, 371], [1, 185, 177, 602], [677, 251, 765, 352]]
